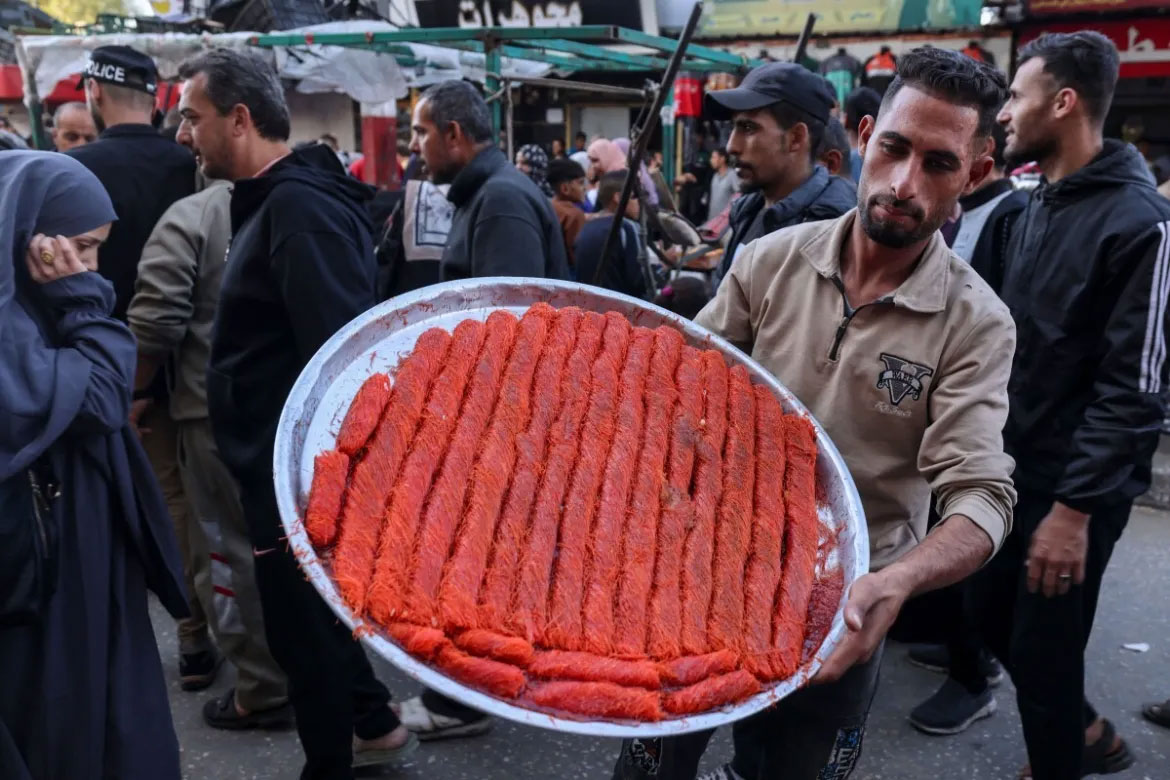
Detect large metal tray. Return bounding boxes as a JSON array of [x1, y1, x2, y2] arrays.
[[274, 278, 868, 738]]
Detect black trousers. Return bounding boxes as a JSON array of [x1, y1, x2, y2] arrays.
[[240, 477, 398, 780], [891, 578, 988, 694], [613, 645, 883, 780], [968, 487, 1129, 780]]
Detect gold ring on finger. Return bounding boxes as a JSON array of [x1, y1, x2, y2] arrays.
[[39, 250, 55, 264]]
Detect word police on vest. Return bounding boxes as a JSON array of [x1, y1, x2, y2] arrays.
[[79, 45, 158, 96]]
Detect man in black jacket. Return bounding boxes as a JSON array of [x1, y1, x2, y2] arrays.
[[970, 31, 1170, 779], [708, 62, 856, 288], [177, 49, 415, 778], [409, 79, 569, 282]]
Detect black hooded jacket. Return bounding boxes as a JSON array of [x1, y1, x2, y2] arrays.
[[716, 164, 856, 284], [208, 144, 376, 484], [441, 146, 570, 282], [1002, 140, 1170, 511]]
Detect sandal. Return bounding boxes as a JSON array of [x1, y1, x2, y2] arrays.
[[202, 688, 294, 731], [393, 696, 493, 742], [1015, 718, 1134, 778], [352, 731, 419, 768], [1142, 699, 1170, 729]]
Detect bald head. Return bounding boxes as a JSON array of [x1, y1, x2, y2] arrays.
[[52, 102, 97, 152]]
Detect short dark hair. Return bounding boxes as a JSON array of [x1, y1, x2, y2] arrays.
[[769, 101, 825, 163], [548, 158, 585, 187], [843, 86, 881, 133], [575, 131, 587, 141], [598, 169, 629, 210], [1019, 31, 1119, 125], [654, 276, 709, 320], [711, 147, 728, 161], [817, 117, 852, 177], [178, 49, 290, 141], [880, 46, 1007, 138], [421, 80, 492, 143]]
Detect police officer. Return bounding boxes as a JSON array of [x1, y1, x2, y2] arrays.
[[68, 45, 205, 689], [68, 45, 195, 321]]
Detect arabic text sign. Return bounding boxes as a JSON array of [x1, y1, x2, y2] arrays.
[[1027, 0, 1169, 17], [414, 1, 644, 31], [1020, 18, 1170, 78], [697, 0, 983, 37]]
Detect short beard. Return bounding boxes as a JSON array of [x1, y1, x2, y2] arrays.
[[90, 107, 105, 133], [858, 193, 938, 249], [1003, 135, 1057, 170]]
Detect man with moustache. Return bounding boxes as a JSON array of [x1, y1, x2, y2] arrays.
[[615, 47, 1017, 780], [970, 31, 1170, 779], [709, 61, 856, 288]]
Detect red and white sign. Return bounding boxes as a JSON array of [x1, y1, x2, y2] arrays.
[[1019, 18, 1170, 78]]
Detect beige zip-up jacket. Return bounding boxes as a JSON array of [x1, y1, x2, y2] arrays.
[[697, 210, 1016, 569]]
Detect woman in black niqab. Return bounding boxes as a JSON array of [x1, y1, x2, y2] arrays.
[[0, 151, 187, 780]]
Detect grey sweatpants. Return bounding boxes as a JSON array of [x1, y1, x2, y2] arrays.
[[613, 644, 883, 780], [176, 418, 288, 712]]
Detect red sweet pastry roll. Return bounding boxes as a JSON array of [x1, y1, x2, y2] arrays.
[[509, 312, 605, 642], [478, 307, 581, 630], [646, 346, 703, 660], [304, 449, 349, 548], [680, 351, 729, 656], [453, 629, 535, 668], [742, 386, 788, 679], [437, 305, 553, 632], [771, 415, 819, 679], [580, 326, 654, 656], [528, 651, 661, 689], [662, 670, 760, 715], [385, 622, 450, 662], [612, 326, 682, 656], [544, 312, 629, 650], [365, 319, 485, 625], [331, 328, 451, 612], [335, 372, 391, 456], [706, 366, 756, 654], [435, 646, 527, 699], [528, 681, 664, 722], [658, 649, 739, 687], [402, 311, 518, 624]]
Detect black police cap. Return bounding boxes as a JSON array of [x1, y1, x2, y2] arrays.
[[80, 45, 158, 95], [705, 62, 835, 126]]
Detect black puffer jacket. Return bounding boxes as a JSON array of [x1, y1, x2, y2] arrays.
[[1002, 140, 1170, 511], [716, 164, 856, 283]]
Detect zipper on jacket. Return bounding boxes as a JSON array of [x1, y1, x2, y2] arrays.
[[828, 277, 894, 361]]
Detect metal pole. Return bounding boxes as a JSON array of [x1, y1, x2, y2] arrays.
[[484, 38, 502, 140], [591, 0, 704, 289], [505, 78, 514, 161], [661, 83, 676, 187], [793, 13, 816, 65]]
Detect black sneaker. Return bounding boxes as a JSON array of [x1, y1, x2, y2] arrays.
[[907, 644, 949, 673], [203, 688, 295, 731], [909, 679, 997, 736], [179, 649, 222, 692], [907, 645, 1004, 687]]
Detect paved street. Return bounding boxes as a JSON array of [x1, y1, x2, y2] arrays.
[[158, 507, 1170, 780]]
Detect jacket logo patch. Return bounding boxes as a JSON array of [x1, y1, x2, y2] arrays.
[[876, 353, 933, 405]]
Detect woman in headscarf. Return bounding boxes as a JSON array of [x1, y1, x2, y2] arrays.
[[0, 152, 187, 780], [614, 137, 660, 208], [515, 143, 553, 197]]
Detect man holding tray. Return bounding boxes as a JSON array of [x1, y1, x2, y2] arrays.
[[615, 47, 1017, 780]]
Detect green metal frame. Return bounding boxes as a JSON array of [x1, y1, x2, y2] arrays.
[[248, 25, 760, 74]]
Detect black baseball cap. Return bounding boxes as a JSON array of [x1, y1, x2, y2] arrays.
[[705, 62, 835, 125], [78, 45, 158, 95]]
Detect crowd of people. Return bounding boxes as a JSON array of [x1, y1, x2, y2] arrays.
[[1, 27, 1169, 780]]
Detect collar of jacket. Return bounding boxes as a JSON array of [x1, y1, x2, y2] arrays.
[[731, 165, 836, 235], [799, 208, 951, 313], [960, 177, 1014, 211], [97, 123, 162, 140], [448, 145, 507, 207]]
